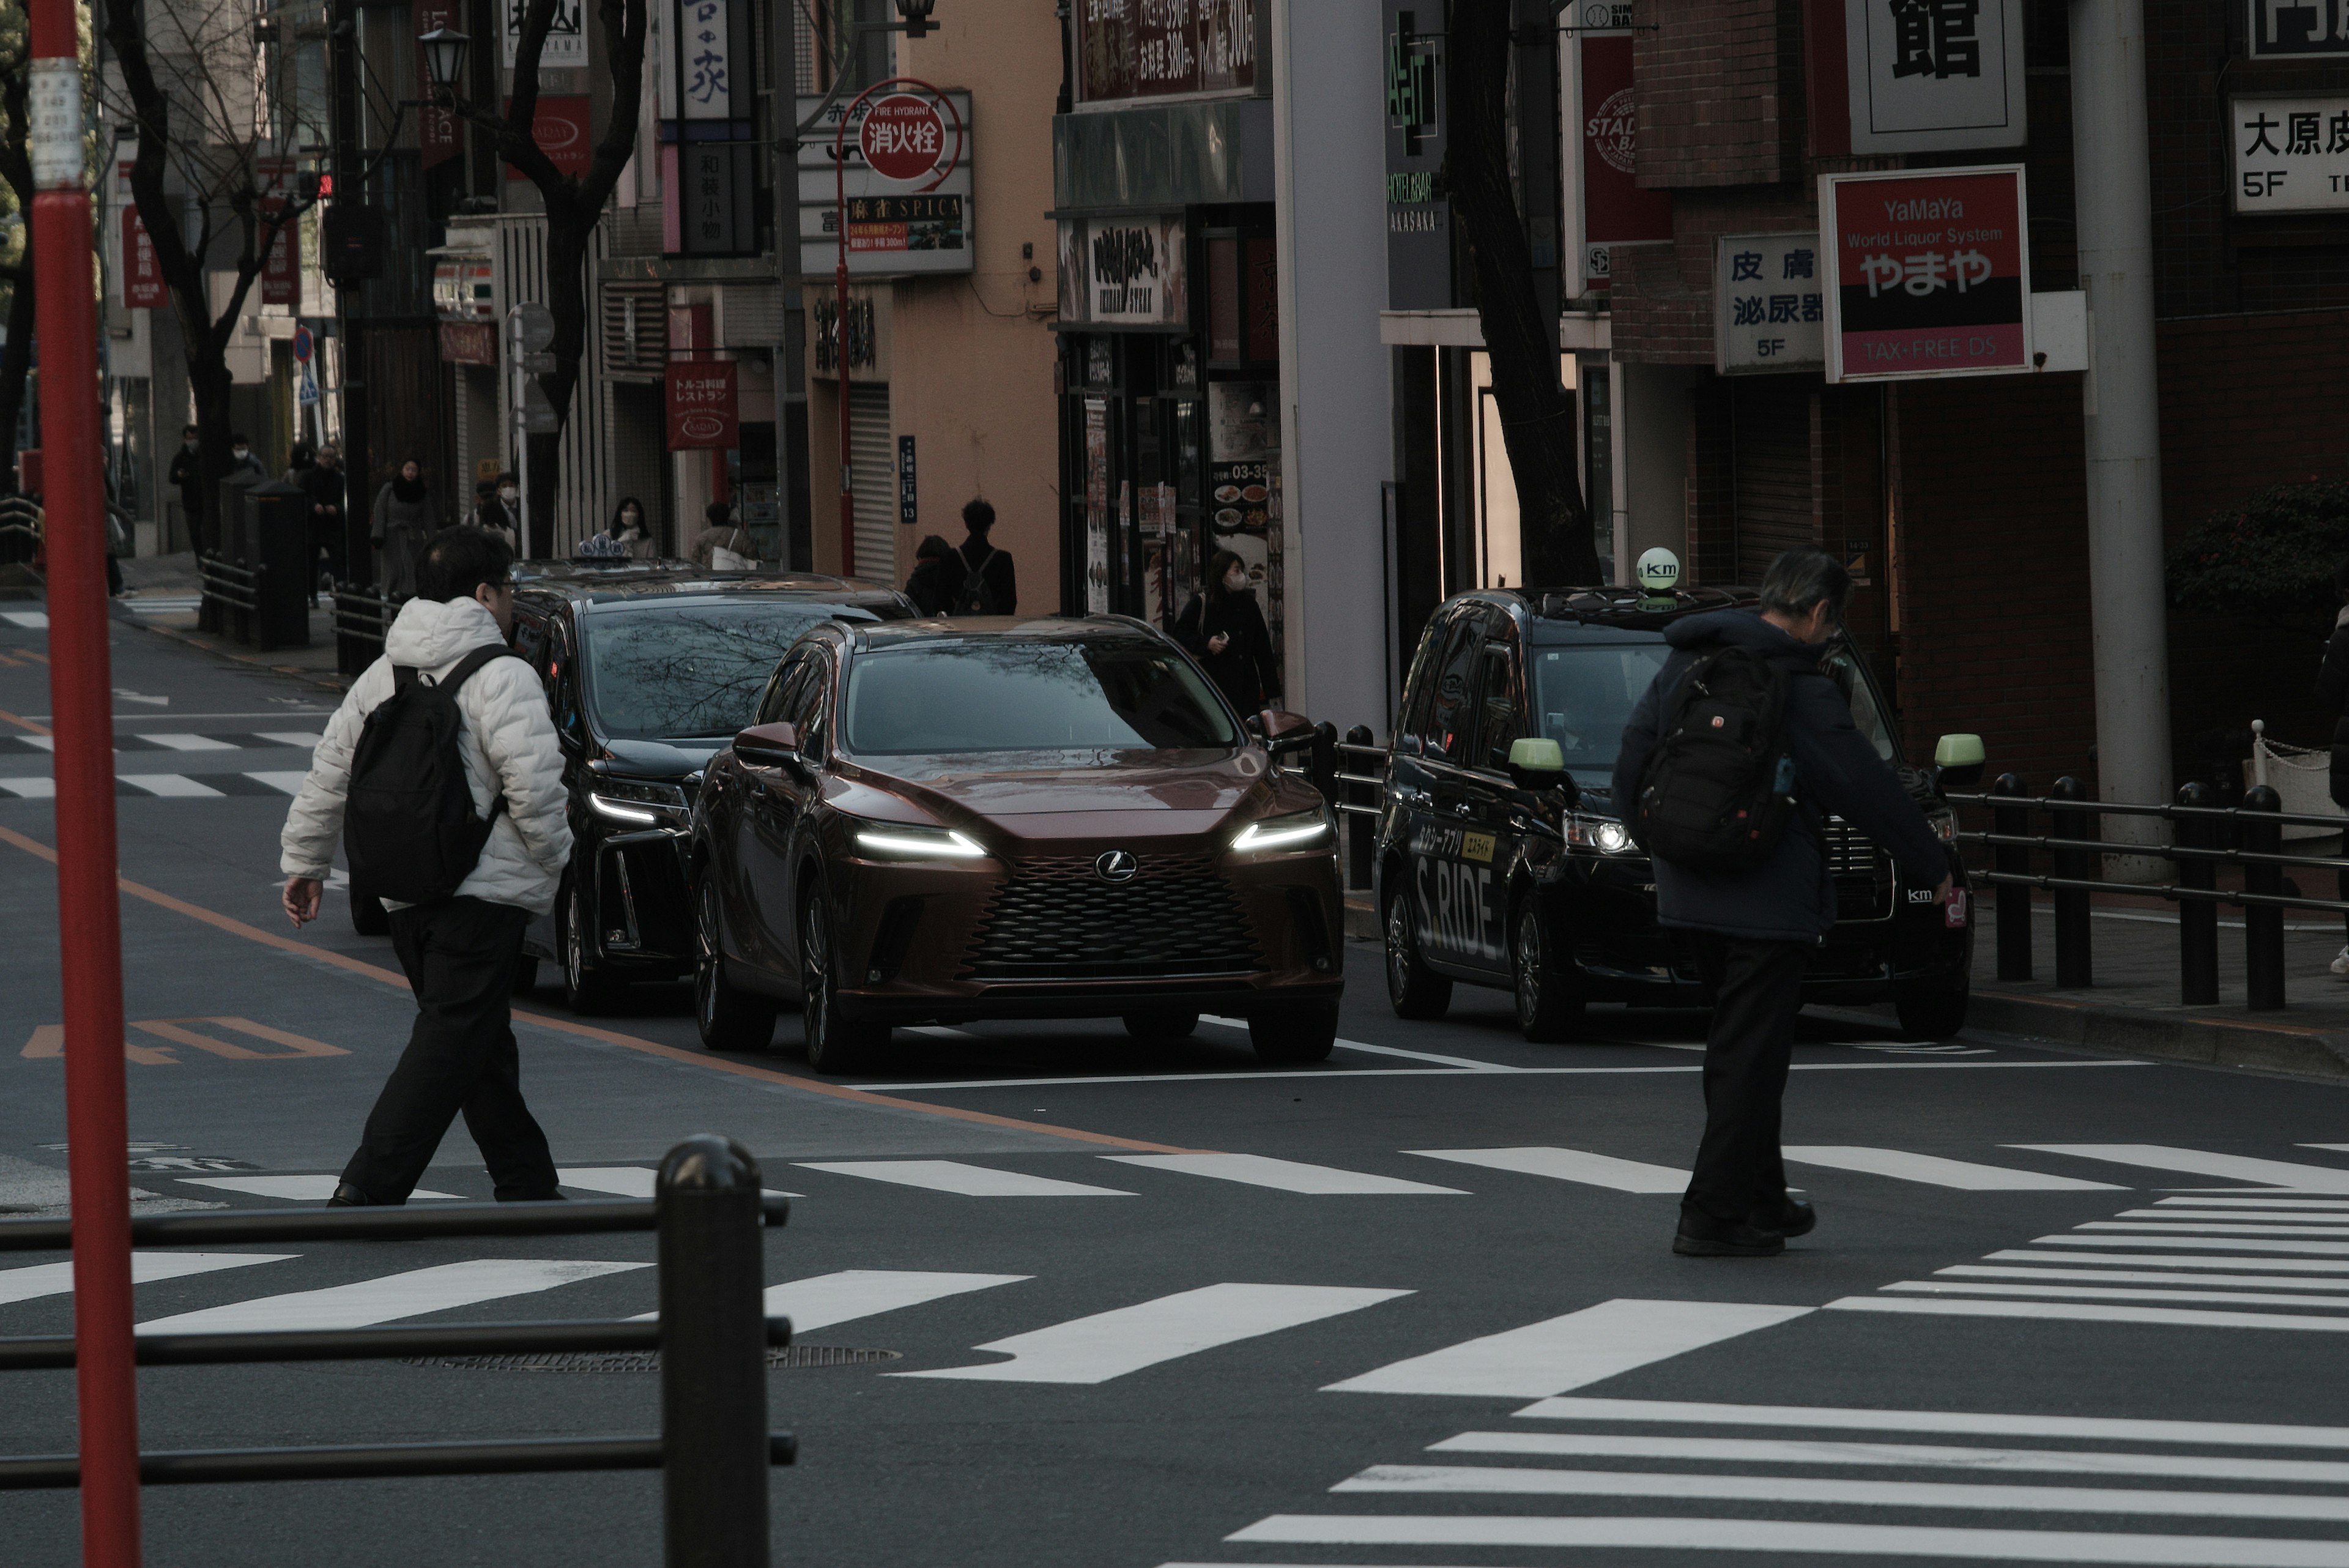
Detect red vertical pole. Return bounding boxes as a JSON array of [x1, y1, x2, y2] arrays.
[[834, 116, 856, 577], [28, 17, 143, 1562]]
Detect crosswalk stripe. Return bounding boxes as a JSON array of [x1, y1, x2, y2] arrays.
[[2123, 1208, 2349, 1222], [136, 1258, 650, 1333], [1880, 1279, 2349, 1310], [1942, 1264, 2349, 1291], [2083, 1221, 2349, 1237], [891, 1282, 1410, 1384], [251, 731, 325, 748], [174, 1175, 462, 1202], [555, 1166, 799, 1200], [1, 1252, 292, 1306], [1405, 1146, 1686, 1193], [138, 732, 237, 752], [1217, 1516, 2349, 1564], [1323, 1298, 1810, 1399], [0, 777, 54, 798], [768, 1269, 1031, 1332], [2009, 1144, 2349, 1192], [1332, 1463, 2349, 1522], [119, 774, 224, 798], [1430, 1429, 2349, 1483], [1783, 1146, 2122, 1191], [1102, 1153, 1468, 1195], [14, 735, 53, 751], [1507, 1395, 2349, 1448], [792, 1160, 1134, 1197], [245, 771, 311, 795], [1988, 1248, 2349, 1272], [2155, 1196, 2349, 1210], [2, 610, 48, 628], [2025, 1234, 2349, 1257], [1827, 1293, 2349, 1332]]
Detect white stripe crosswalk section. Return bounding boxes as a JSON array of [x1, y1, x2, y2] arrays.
[[1102, 1153, 1466, 1195], [1321, 1299, 1811, 1398], [135, 1258, 650, 1334], [1, 1252, 292, 1306], [793, 1160, 1135, 1197]]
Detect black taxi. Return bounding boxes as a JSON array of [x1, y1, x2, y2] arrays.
[[1374, 585, 1980, 1042]]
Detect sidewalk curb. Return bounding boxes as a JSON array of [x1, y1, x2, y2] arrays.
[[123, 611, 352, 695], [1968, 990, 2349, 1083]]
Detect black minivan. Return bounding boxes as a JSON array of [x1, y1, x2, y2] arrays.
[[1375, 585, 1978, 1042]]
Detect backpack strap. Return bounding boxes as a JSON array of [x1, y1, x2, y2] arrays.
[[431, 644, 522, 820]]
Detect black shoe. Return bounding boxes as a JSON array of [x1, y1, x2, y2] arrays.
[[325, 1182, 375, 1207], [1770, 1196, 1817, 1238], [1674, 1210, 1786, 1257]]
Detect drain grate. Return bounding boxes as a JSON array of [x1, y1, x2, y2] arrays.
[[403, 1345, 902, 1373]]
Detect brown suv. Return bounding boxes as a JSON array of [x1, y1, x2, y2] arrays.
[[685, 617, 1346, 1072]]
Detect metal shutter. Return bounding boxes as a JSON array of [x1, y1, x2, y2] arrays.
[[600, 281, 667, 381], [716, 283, 784, 348], [1733, 379, 1815, 585], [848, 384, 895, 584]]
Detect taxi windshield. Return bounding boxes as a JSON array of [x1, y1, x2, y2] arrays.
[[1530, 643, 1673, 788], [844, 640, 1237, 754], [583, 601, 885, 741]]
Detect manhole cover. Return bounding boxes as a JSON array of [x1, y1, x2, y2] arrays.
[[404, 1345, 900, 1373]]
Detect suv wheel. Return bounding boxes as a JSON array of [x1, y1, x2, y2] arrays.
[[694, 874, 776, 1052], [1512, 900, 1585, 1044], [1249, 1000, 1339, 1064], [1384, 885, 1451, 1019], [561, 876, 623, 1014], [801, 883, 888, 1074], [1895, 978, 1971, 1041]]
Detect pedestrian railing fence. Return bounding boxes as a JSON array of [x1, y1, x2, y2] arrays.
[[0, 1134, 794, 1567], [1948, 775, 2349, 1013], [0, 495, 40, 567], [332, 581, 398, 675]]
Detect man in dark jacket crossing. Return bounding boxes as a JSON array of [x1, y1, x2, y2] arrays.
[[1614, 549, 1950, 1257]]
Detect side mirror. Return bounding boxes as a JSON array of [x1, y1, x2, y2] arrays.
[[733, 721, 800, 769], [1506, 735, 1578, 800], [1258, 708, 1315, 752], [1934, 732, 1987, 790]]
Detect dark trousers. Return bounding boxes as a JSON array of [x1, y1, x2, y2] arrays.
[[1683, 933, 1809, 1225], [341, 896, 558, 1203]]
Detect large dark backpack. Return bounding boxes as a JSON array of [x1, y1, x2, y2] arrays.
[[1631, 644, 1800, 873], [951, 546, 1006, 615], [343, 645, 518, 904]]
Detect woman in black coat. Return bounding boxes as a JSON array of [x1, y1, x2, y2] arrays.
[[1173, 549, 1277, 718], [904, 534, 966, 617]]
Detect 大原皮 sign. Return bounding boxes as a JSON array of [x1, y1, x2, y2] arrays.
[[2229, 94, 2349, 213], [1715, 233, 1827, 374], [1819, 164, 2030, 382], [666, 359, 739, 450]]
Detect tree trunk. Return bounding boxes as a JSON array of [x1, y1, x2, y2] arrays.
[[1446, 0, 1597, 586], [521, 199, 595, 556]]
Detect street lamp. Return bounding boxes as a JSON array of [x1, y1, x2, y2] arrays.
[[894, 0, 935, 39], [418, 27, 469, 100]]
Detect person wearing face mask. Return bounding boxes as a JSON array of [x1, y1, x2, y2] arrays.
[[228, 434, 266, 479], [469, 477, 521, 551], [168, 425, 206, 550], [370, 457, 443, 600], [300, 444, 349, 595], [1174, 548, 1278, 717], [604, 496, 657, 560]]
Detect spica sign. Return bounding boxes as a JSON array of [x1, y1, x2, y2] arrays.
[[2230, 94, 2349, 213]]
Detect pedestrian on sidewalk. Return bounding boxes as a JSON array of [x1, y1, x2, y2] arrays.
[[601, 496, 658, 560], [951, 498, 1015, 614], [904, 533, 965, 615], [369, 458, 443, 600], [228, 435, 266, 480], [2311, 559, 2349, 973], [300, 444, 347, 593], [687, 500, 752, 569], [1173, 549, 1278, 716], [168, 425, 204, 551], [278, 527, 573, 1206], [1614, 548, 1950, 1258]]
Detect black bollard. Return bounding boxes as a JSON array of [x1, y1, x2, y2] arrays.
[[2176, 782, 2218, 1006], [2050, 775, 2093, 989], [658, 1135, 776, 1568], [1991, 773, 2032, 982], [2243, 784, 2285, 1011], [1345, 724, 1376, 893]]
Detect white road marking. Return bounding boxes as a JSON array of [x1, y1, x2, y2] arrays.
[[2, 610, 48, 628], [2155, 1197, 2349, 1211], [1200, 1015, 1508, 1069], [891, 1282, 1410, 1384], [2083, 1221, 2349, 1237], [15, 735, 53, 751], [1333, 1463, 2349, 1521], [175, 1175, 461, 1202], [0, 1252, 292, 1306], [1323, 1298, 1811, 1398], [791, 1160, 1134, 1197], [853, 1060, 2147, 1092], [119, 775, 223, 798], [2024, 1235, 2349, 1257], [1880, 1279, 2349, 1310], [2125, 1208, 2349, 1222], [766, 1269, 1030, 1333], [1989, 1248, 2349, 1273], [137, 1258, 650, 1333], [2010, 1145, 2349, 1193], [1827, 1294, 2349, 1332], [1102, 1153, 1466, 1195], [555, 1166, 798, 1199], [1431, 1430, 2349, 1483], [1508, 1395, 2349, 1448], [1406, 1146, 1687, 1194], [1782, 1146, 2122, 1191], [1218, 1517, 2349, 1563], [0, 777, 55, 798], [245, 771, 313, 795], [251, 731, 325, 748], [1941, 1265, 2349, 1291], [138, 733, 237, 752]]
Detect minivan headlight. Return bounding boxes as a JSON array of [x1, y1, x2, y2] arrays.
[[1566, 813, 1635, 855], [590, 779, 689, 825], [1232, 807, 1333, 853], [850, 819, 989, 860]]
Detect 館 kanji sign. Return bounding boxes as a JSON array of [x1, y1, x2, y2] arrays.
[[2230, 94, 2349, 213], [1715, 234, 1826, 374], [1818, 164, 2031, 382]]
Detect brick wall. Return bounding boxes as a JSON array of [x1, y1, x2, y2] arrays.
[[1633, 0, 1801, 189], [1684, 381, 1736, 584], [1611, 187, 1818, 365]]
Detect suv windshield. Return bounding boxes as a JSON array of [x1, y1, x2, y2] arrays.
[[1529, 642, 1673, 788], [844, 641, 1237, 754], [584, 601, 889, 740]]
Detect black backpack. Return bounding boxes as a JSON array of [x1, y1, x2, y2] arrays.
[[343, 645, 518, 905], [1631, 644, 1800, 873], [951, 546, 1004, 615]]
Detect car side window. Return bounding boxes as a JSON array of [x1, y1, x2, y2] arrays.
[[761, 656, 814, 727], [1416, 613, 1486, 765], [1477, 640, 1522, 773], [754, 658, 802, 726], [546, 622, 583, 745], [793, 656, 831, 759]]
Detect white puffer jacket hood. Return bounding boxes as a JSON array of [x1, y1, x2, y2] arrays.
[[281, 595, 573, 914]]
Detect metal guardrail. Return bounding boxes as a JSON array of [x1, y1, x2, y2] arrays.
[[1948, 774, 2349, 1011], [196, 553, 262, 614], [0, 495, 40, 566], [0, 1134, 795, 1564]]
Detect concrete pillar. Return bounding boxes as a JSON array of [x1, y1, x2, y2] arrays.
[[2070, 0, 2172, 851]]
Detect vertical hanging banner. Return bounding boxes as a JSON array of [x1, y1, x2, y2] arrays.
[[1562, 26, 1672, 295], [675, 0, 743, 119], [121, 206, 166, 308], [1819, 164, 2030, 382], [260, 199, 300, 308], [666, 359, 739, 448], [418, 2, 461, 167]]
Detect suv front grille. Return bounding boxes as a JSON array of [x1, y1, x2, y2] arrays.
[[962, 856, 1260, 981], [1822, 815, 1894, 920]]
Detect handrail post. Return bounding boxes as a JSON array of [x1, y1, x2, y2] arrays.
[[1344, 724, 1375, 893], [2243, 784, 2285, 1011], [658, 1135, 774, 1567], [1310, 721, 1338, 806], [2050, 775, 2093, 989], [2176, 782, 2218, 1006], [1991, 772, 2032, 981]]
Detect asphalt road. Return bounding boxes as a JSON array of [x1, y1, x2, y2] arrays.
[[7, 607, 2349, 1568]]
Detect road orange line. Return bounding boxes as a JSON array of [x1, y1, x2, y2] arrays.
[[0, 822, 1192, 1154], [0, 706, 52, 737]]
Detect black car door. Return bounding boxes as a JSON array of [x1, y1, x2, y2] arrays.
[[743, 650, 826, 979], [1401, 608, 1495, 976], [1452, 627, 1528, 978]]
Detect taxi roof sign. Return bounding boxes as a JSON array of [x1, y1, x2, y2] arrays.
[[1635, 548, 1681, 594]]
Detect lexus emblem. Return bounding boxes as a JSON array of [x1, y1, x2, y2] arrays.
[[1094, 849, 1139, 883]]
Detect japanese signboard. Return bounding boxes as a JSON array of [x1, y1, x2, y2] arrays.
[[2246, 0, 2349, 59], [433, 256, 495, 323], [1076, 0, 1257, 105], [665, 141, 757, 255], [897, 436, 916, 527], [1384, 2, 1449, 310], [1819, 165, 2030, 382], [503, 0, 585, 67], [121, 206, 165, 308], [2229, 94, 2349, 213], [1813, 0, 2024, 155], [261, 200, 300, 309], [1562, 29, 1672, 295], [1055, 215, 1189, 327], [796, 92, 974, 277], [418, 2, 461, 167], [671, 0, 743, 121], [666, 359, 739, 450], [439, 321, 499, 366], [503, 96, 594, 179], [1714, 234, 1827, 375]]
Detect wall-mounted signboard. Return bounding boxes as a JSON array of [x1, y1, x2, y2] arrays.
[[2246, 0, 2349, 59], [1560, 24, 1671, 296], [1056, 214, 1189, 327], [1809, 0, 2025, 155], [1715, 232, 1827, 374], [1075, 0, 1258, 105], [1819, 164, 2031, 382], [2229, 93, 2349, 212], [796, 91, 974, 277]]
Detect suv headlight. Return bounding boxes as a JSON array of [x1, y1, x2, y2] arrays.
[[848, 817, 989, 860], [1926, 806, 1958, 844], [590, 779, 689, 826], [1566, 812, 1635, 855], [1232, 806, 1333, 853]]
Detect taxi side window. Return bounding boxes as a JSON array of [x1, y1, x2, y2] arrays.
[[1477, 642, 1522, 772], [546, 622, 583, 746], [1415, 615, 1486, 764]]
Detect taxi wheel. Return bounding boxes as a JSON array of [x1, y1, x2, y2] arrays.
[[801, 884, 889, 1074], [1384, 886, 1452, 1020], [1894, 979, 1971, 1041], [1124, 1012, 1199, 1040], [562, 877, 623, 1016], [694, 874, 776, 1052], [1249, 1000, 1338, 1064], [1512, 901, 1584, 1044]]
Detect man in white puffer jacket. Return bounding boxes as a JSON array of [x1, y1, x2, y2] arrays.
[[280, 528, 573, 1206]]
